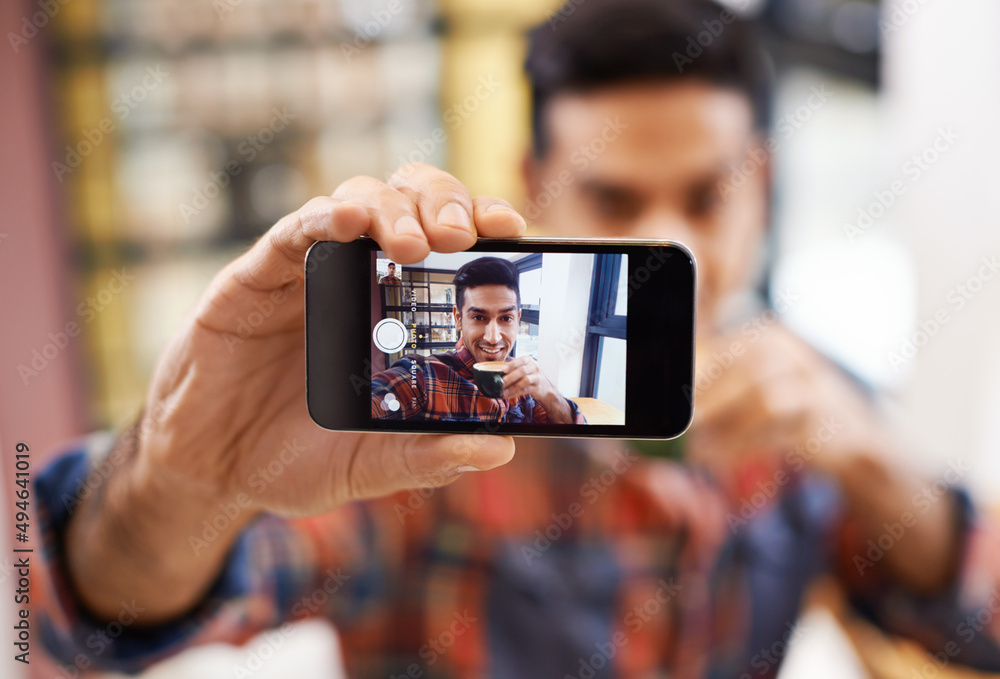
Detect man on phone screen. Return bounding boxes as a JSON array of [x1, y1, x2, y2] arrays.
[[379, 262, 403, 285], [372, 257, 584, 424]]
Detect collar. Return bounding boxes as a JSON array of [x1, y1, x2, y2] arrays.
[[453, 340, 478, 377]]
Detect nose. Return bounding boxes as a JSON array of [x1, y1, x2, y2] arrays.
[[484, 320, 501, 344]]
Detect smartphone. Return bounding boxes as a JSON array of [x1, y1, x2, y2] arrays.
[[305, 237, 695, 439]]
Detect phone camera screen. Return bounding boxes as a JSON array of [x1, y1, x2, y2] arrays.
[[369, 250, 627, 426]]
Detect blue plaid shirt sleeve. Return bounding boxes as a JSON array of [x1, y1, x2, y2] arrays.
[[33, 436, 386, 674]]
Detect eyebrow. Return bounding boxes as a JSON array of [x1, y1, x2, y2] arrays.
[[579, 179, 639, 199], [579, 164, 731, 198], [467, 306, 518, 315]]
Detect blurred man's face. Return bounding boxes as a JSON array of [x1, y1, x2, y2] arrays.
[[525, 81, 768, 333], [388, 264, 396, 275], [454, 285, 521, 364]]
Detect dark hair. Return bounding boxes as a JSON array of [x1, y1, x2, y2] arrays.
[[525, 0, 772, 158], [387, 262, 396, 268], [453, 257, 521, 312]]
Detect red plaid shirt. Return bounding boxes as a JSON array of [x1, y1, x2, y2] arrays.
[[33, 433, 1000, 678], [371, 341, 586, 424]]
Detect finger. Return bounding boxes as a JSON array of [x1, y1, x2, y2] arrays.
[[472, 196, 527, 239], [389, 163, 478, 253], [344, 433, 516, 502], [331, 176, 432, 264], [503, 375, 536, 400], [501, 366, 527, 389], [227, 196, 371, 292]]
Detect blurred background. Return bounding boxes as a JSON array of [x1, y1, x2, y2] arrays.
[[1, 0, 999, 677]]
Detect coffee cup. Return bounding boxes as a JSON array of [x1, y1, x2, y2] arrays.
[[473, 361, 508, 399]]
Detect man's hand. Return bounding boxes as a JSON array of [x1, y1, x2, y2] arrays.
[[501, 356, 576, 424], [687, 324, 884, 485], [67, 164, 527, 623], [688, 322, 960, 593]]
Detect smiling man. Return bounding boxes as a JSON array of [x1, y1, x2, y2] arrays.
[[372, 256, 582, 423], [33, 0, 1000, 678]]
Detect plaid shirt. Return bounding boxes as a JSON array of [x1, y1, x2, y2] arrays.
[[371, 341, 586, 424], [34, 435, 1000, 678]]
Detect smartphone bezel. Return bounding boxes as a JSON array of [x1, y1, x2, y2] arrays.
[[305, 237, 696, 439]]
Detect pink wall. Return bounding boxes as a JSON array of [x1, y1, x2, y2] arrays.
[[0, 2, 87, 676]]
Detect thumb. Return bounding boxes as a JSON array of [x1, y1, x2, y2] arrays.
[[344, 433, 516, 501]]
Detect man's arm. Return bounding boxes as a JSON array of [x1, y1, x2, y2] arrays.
[[830, 452, 962, 593], [691, 325, 963, 593], [42, 164, 521, 638], [63, 421, 261, 624], [691, 324, 1000, 668], [36, 436, 395, 673]]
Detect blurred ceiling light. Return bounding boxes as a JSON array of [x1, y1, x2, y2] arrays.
[[717, 0, 769, 18]]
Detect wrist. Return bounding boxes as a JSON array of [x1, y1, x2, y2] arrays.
[[66, 425, 260, 622]]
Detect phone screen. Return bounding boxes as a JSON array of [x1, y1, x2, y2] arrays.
[[369, 250, 628, 426], [305, 237, 694, 439]]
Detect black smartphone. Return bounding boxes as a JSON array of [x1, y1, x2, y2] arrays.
[[305, 237, 695, 439]]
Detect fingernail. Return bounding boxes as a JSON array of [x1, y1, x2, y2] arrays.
[[437, 203, 471, 230], [486, 203, 516, 214], [456, 465, 481, 473], [394, 215, 423, 236]]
